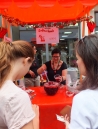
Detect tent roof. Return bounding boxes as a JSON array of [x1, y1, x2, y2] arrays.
[[0, 0, 98, 23]]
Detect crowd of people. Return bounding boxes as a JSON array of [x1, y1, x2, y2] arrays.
[[0, 34, 98, 129], [23, 43, 68, 87]]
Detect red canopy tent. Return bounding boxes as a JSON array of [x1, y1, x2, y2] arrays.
[[0, 0, 98, 23], [0, 0, 97, 82]]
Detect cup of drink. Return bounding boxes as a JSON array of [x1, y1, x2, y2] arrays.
[[42, 74, 47, 80], [42, 71, 47, 81], [54, 74, 61, 82]]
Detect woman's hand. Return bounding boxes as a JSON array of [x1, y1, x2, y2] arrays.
[[37, 64, 47, 75], [64, 114, 70, 129], [55, 76, 63, 82], [60, 114, 69, 129], [58, 76, 62, 82], [29, 70, 36, 77], [32, 104, 39, 129]]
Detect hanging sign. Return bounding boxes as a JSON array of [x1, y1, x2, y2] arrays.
[[36, 27, 59, 44]]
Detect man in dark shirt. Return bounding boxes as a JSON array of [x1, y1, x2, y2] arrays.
[[24, 43, 40, 86]]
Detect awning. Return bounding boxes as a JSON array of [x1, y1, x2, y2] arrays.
[[0, 0, 98, 23]]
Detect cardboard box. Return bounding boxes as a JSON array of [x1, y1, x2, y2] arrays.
[[60, 105, 71, 121]]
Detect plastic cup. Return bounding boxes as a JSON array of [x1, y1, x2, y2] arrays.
[[54, 74, 61, 82]]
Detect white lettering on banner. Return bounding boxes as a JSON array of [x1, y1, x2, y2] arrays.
[[36, 27, 59, 44]]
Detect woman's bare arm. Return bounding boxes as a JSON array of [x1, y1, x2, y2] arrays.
[[37, 64, 47, 75], [62, 69, 67, 81], [21, 120, 34, 129]]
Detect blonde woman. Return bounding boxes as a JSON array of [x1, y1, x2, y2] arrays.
[[0, 40, 39, 129]]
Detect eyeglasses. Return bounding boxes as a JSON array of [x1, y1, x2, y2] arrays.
[[52, 56, 60, 58]]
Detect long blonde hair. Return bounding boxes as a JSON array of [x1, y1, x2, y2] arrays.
[[0, 40, 34, 87]]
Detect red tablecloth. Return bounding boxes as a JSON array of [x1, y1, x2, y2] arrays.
[[29, 86, 73, 129]]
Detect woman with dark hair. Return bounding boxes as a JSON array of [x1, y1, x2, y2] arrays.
[[37, 48, 67, 85], [24, 42, 40, 86], [66, 34, 98, 129]]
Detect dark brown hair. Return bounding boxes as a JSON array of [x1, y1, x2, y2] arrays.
[[75, 34, 98, 90], [51, 48, 61, 55], [0, 40, 34, 87]]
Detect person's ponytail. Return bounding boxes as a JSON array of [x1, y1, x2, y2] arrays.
[[0, 42, 12, 87]]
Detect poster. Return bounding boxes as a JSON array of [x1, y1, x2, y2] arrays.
[[36, 27, 59, 44]]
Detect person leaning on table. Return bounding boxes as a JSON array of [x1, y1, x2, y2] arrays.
[[24, 42, 40, 87], [65, 34, 98, 129], [0, 40, 39, 129], [37, 48, 67, 84]]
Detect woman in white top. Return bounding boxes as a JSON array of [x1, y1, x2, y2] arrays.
[[0, 40, 39, 129], [66, 34, 98, 129]]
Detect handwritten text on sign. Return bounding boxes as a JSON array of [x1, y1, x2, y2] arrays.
[[36, 27, 59, 44]]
